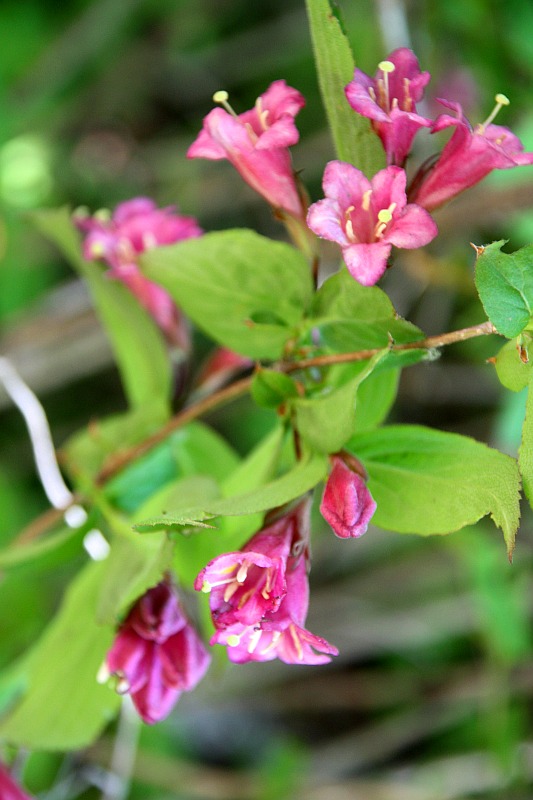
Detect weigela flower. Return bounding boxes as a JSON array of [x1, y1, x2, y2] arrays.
[[210, 542, 338, 665], [307, 161, 438, 286], [345, 48, 432, 166], [194, 501, 306, 628], [409, 96, 533, 211], [104, 580, 210, 724], [320, 456, 376, 539], [0, 763, 34, 800], [76, 197, 202, 346], [187, 81, 306, 218]]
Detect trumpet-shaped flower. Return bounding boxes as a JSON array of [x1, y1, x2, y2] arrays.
[[307, 161, 438, 286], [76, 198, 202, 346], [320, 456, 376, 539], [194, 501, 308, 628], [0, 763, 34, 800], [211, 547, 338, 665], [345, 48, 432, 165], [104, 580, 210, 724], [187, 81, 306, 218], [409, 97, 533, 211]]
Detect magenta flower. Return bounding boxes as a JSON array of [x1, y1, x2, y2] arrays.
[[210, 543, 338, 665], [187, 81, 306, 218], [0, 764, 34, 800], [104, 580, 210, 724], [194, 502, 305, 628], [307, 161, 438, 286], [75, 197, 202, 346], [320, 456, 376, 539], [345, 48, 432, 166], [409, 97, 533, 211]]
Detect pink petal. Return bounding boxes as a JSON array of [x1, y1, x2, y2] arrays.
[[342, 241, 392, 286], [386, 204, 438, 248]]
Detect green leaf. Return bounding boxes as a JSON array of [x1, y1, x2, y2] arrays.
[[0, 525, 81, 569], [96, 529, 174, 624], [294, 349, 388, 452], [142, 229, 313, 359], [31, 207, 172, 417], [305, 0, 385, 175], [353, 368, 400, 432], [251, 369, 299, 410], [519, 373, 533, 511], [0, 562, 120, 750], [134, 449, 327, 530], [349, 425, 521, 557], [105, 421, 239, 513], [494, 338, 533, 392], [475, 240, 533, 338]]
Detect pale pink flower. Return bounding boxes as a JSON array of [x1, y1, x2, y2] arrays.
[[409, 98, 533, 211], [345, 48, 432, 166], [75, 197, 202, 346], [307, 161, 437, 285], [194, 502, 308, 629], [320, 456, 376, 539], [105, 580, 210, 724], [187, 81, 306, 218], [211, 550, 338, 666]]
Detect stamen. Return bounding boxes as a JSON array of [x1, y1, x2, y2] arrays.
[[116, 675, 131, 695], [236, 562, 250, 583], [361, 190, 372, 212], [247, 629, 263, 653], [403, 77, 412, 111], [378, 60, 395, 111], [374, 207, 394, 239], [259, 631, 281, 655], [237, 587, 255, 609], [227, 634, 241, 647], [213, 90, 238, 117], [345, 219, 357, 243], [289, 624, 304, 660], [479, 93, 510, 130], [89, 241, 106, 258], [223, 581, 240, 602], [255, 97, 270, 131]]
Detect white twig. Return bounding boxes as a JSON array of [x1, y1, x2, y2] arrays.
[[0, 356, 87, 526]]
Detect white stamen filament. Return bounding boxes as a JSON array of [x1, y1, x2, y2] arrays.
[[480, 93, 510, 130], [378, 60, 395, 110], [223, 581, 240, 602], [361, 191, 372, 212], [247, 629, 262, 653], [255, 97, 270, 131]]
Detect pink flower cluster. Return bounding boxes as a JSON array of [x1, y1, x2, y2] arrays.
[[76, 197, 202, 346], [0, 763, 34, 800], [104, 580, 210, 724], [304, 48, 533, 286], [195, 499, 338, 665]]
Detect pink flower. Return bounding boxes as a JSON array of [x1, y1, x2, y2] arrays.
[[345, 48, 432, 166], [75, 197, 202, 346], [409, 98, 533, 211], [194, 502, 306, 628], [187, 81, 306, 218], [193, 347, 253, 395], [210, 546, 338, 665], [0, 764, 34, 800], [307, 161, 438, 286], [320, 456, 376, 538], [105, 580, 210, 724]]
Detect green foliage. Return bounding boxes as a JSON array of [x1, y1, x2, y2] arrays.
[[0, 562, 120, 750], [475, 240, 533, 338], [142, 229, 314, 359], [349, 425, 521, 556], [30, 208, 172, 419], [494, 339, 532, 392], [518, 374, 533, 510], [251, 369, 300, 410], [304, 0, 384, 175]]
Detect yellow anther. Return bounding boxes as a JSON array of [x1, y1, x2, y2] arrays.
[[200, 580, 211, 594], [213, 90, 229, 104], [89, 241, 106, 258], [227, 634, 240, 647], [213, 90, 238, 117], [377, 208, 393, 224], [378, 60, 395, 73], [495, 93, 510, 106]]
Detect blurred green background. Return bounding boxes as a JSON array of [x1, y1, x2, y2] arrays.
[[2, 0, 533, 798]]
